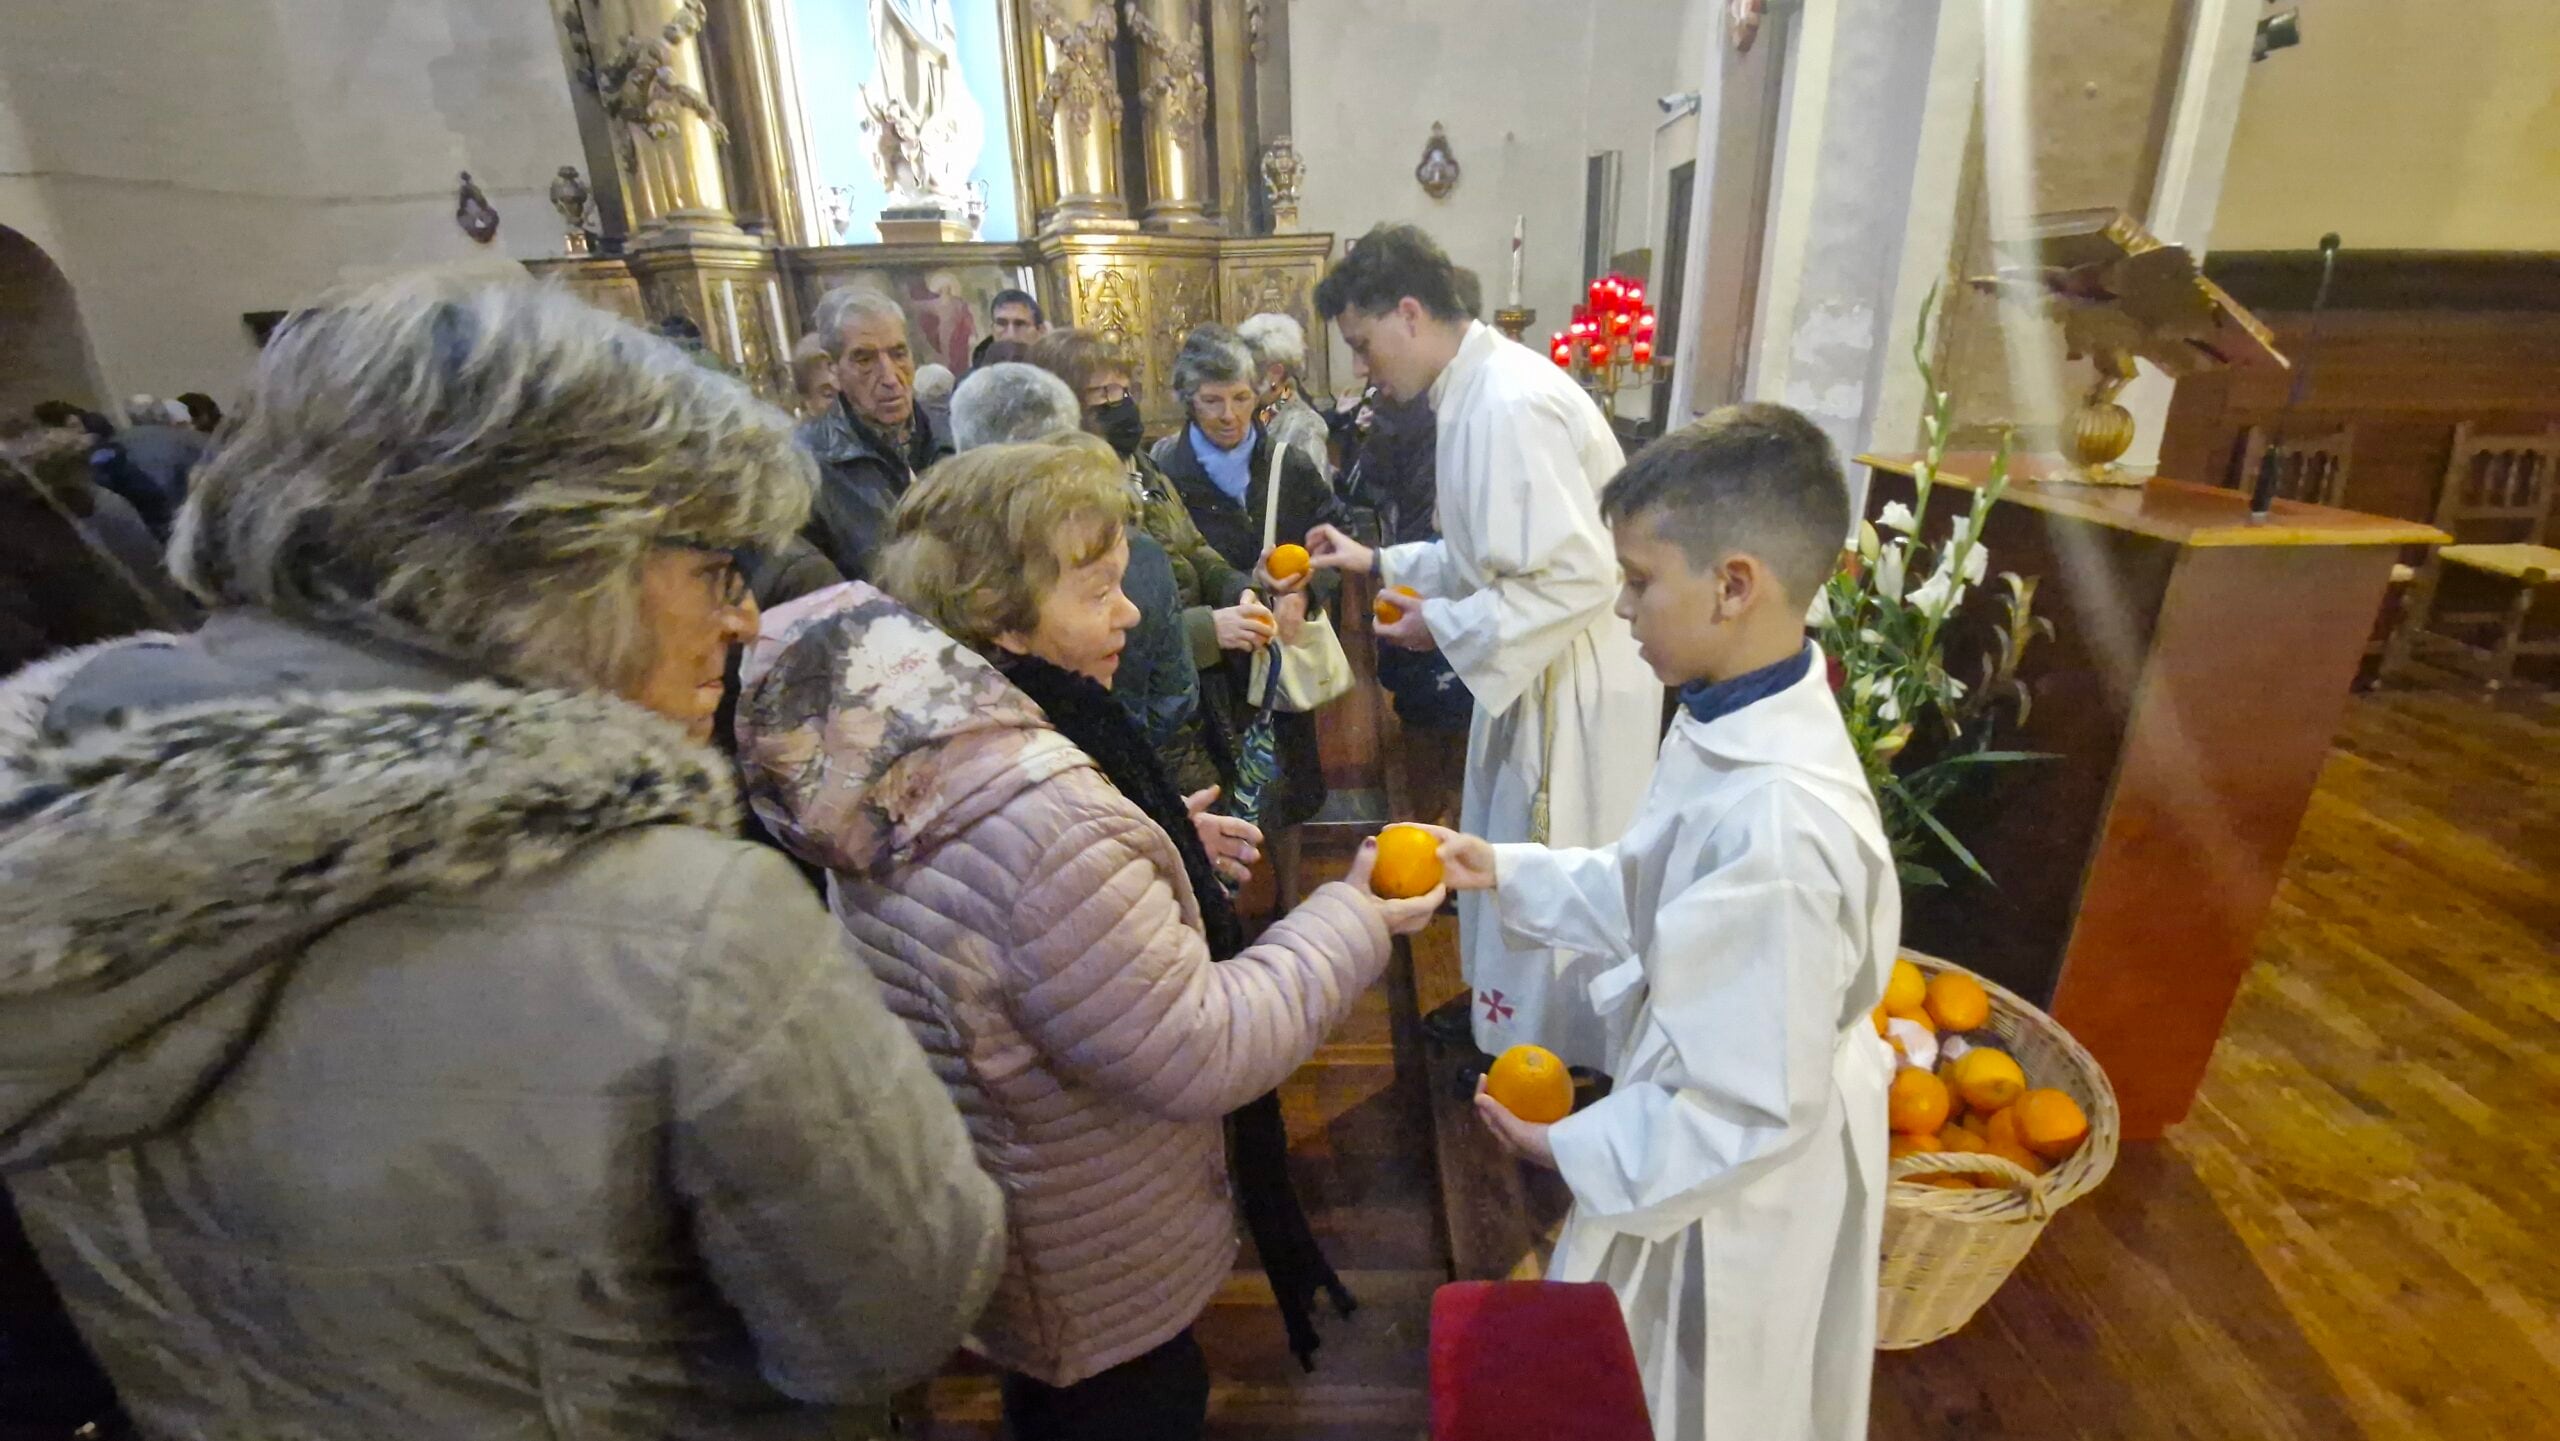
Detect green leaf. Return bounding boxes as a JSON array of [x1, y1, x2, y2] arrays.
[[1914, 803, 1995, 885], [1927, 748, 2053, 767], [1898, 860, 1949, 890]]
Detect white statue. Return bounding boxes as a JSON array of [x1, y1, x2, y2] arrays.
[[861, 0, 985, 221]]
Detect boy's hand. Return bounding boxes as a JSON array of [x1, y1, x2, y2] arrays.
[[1415, 824, 1496, 891], [1473, 1075, 1559, 1169], [1304, 523, 1374, 576], [1373, 602, 1436, 651]]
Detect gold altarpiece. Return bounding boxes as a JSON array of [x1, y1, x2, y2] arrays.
[[534, 0, 1328, 431]]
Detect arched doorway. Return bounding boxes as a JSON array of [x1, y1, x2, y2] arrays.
[[0, 226, 105, 420]]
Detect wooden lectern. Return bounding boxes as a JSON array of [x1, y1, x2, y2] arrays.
[[1862, 453, 2445, 1139]]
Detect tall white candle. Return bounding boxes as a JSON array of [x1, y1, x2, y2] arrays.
[[720, 279, 745, 365], [765, 278, 791, 362], [1507, 215, 1525, 309]]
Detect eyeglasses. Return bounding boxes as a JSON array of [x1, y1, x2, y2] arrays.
[[663, 543, 752, 610]]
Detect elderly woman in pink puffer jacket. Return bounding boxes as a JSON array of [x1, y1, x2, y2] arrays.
[[734, 436, 1441, 1441]]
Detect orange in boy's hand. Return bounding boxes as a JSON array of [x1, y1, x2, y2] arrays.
[[1370, 823, 1443, 899], [1374, 585, 1422, 624], [1486, 1045, 1575, 1125], [1266, 543, 1312, 581]]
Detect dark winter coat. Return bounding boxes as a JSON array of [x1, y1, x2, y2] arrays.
[[1154, 425, 1347, 830], [793, 397, 952, 583]]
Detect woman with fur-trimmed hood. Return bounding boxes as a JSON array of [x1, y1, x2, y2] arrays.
[[0, 278, 1003, 1440]]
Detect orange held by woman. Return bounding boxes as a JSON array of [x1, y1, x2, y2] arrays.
[[1266, 543, 1312, 581], [1486, 1045, 1575, 1124], [1373, 585, 1421, 623], [1370, 823, 1443, 899]]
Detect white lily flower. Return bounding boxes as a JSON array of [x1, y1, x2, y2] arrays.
[[1858, 628, 1883, 646], [1878, 500, 1918, 534], [1876, 544, 1906, 602], [1913, 462, 1934, 488], [1958, 542, 1989, 584], [1878, 693, 1901, 723], [1806, 586, 1833, 626], [1908, 568, 1961, 618]]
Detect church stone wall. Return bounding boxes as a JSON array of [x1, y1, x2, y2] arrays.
[[1287, 0, 1696, 392], [0, 0, 586, 406]]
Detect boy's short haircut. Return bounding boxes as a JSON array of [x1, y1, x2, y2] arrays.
[[1600, 403, 1851, 605], [1314, 224, 1470, 323]]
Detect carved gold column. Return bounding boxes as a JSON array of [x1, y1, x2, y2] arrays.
[[702, 0, 817, 247], [1025, 0, 1135, 232], [1203, 0, 1256, 233], [583, 0, 743, 244], [1125, 0, 1217, 234]]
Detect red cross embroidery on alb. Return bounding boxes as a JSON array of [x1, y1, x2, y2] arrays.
[[1480, 990, 1514, 1024]]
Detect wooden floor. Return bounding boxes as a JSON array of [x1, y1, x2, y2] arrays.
[[922, 678, 2558, 1439]]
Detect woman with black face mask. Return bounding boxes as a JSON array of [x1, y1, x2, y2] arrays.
[[1031, 329, 1282, 799]]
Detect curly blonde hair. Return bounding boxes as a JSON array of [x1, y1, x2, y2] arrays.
[[172, 275, 813, 693], [875, 433, 1133, 654]]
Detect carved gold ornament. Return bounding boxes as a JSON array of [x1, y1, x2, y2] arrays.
[[1033, 0, 1122, 140], [1124, 3, 1209, 136], [1971, 208, 2286, 483], [575, 1, 727, 148], [1261, 137, 1305, 231]]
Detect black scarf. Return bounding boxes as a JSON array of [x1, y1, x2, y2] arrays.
[[1000, 655, 1355, 1369]]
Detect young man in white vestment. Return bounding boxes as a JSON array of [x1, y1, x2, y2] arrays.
[[1306, 224, 1662, 1068], [1432, 405, 1899, 1441]]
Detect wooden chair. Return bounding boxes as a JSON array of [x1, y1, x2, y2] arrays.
[[2226, 426, 2410, 671], [2227, 425, 2354, 508], [2384, 423, 2560, 688]]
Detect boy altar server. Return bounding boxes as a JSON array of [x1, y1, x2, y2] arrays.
[[1432, 404, 1898, 1441]]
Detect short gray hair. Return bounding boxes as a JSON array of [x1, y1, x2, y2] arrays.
[[948, 362, 1080, 451], [913, 363, 957, 405], [173, 275, 813, 694], [1235, 313, 1307, 379], [1170, 323, 1255, 409], [811, 286, 909, 358]]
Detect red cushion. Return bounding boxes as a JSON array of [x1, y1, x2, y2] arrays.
[[1430, 1281, 1651, 1440]]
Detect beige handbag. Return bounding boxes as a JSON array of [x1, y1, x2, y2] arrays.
[[1246, 441, 1356, 713]]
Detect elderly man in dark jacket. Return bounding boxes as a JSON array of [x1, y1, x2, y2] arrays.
[[795, 287, 953, 581]]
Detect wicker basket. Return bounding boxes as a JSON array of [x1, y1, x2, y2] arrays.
[[1875, 949, 2120, 1349]]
